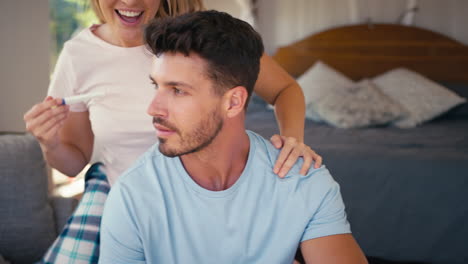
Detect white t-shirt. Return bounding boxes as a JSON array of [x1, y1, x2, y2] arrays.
[[48, 25, 157, 185]]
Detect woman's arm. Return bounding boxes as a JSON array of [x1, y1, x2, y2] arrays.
[[24, 97, 93, 176], [253, 53, 322, 177], [254, 54, 306, 140]]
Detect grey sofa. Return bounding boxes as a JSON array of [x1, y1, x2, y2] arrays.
[[0, 133, 78, 264]]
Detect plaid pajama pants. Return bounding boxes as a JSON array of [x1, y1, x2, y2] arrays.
[[39, 163, 110, 264]]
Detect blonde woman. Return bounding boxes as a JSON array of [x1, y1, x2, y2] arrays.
[[24, 0, 321, 263]]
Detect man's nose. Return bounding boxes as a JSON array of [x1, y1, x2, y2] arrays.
[[147, 91, 167, 118]]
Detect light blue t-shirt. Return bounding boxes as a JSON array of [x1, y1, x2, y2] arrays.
[[99, 131, 350, 264]]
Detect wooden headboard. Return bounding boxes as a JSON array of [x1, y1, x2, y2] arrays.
[[273, 24, 468, 83]]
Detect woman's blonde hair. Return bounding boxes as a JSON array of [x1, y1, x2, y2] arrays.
[[90, 0, 205, 23]]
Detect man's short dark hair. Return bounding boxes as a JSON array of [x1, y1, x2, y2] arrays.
[[144, 10, 264, 105]]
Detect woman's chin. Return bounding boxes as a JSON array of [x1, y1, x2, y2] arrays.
[[117, 29, 144, 46]]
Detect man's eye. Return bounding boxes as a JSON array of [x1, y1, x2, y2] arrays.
[[150, 80, 159, 89], [149, 76, 158, 89], [173, 88, 184, 95]]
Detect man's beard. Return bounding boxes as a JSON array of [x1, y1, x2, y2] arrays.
[[153, 110, 224, 157]]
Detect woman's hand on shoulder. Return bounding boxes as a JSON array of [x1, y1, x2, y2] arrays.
[[24, 96, 69, 151], [270, 134, 322, 178]]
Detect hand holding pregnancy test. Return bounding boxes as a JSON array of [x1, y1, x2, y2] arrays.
[[61, 91, 106, 105]]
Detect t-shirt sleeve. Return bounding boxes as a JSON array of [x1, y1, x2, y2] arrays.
[[99, 182, 146, 264], [47, 45, 87, 112], [300, 169, 351, 242]]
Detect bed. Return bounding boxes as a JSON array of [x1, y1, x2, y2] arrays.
[[245, 24, 468, 264]]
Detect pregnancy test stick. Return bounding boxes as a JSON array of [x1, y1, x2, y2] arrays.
[[62, 91, 106, 105]]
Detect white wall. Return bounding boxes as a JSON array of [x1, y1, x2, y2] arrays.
[[256, 0, 468, 55], [203, 0, 242, 18], [0, 0, 50, 132]]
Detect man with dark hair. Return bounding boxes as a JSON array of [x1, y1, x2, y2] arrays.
[[99, 10, 367, 264]]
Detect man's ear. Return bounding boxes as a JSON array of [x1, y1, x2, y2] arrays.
[[223, 86, 248, 118]]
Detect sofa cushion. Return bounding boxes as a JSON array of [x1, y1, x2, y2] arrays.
[[0, 133, 57, 264]]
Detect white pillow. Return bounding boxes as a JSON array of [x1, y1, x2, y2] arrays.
[[373, 68, 467, 128], [298, 61, 354, 121], [310, 79, 406, 128]]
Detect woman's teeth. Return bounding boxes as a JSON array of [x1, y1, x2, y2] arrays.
[[117, 10, 142, 17]]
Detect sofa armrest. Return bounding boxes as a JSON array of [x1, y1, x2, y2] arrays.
[[50, 195, 79, 233]]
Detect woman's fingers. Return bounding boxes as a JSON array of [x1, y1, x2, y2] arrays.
[[273, 136, 296, 176], [40, 119, 65, 147], [270, 134, 283, 148], [312, 152, 322, 169], [27, 105, 68, 135], [35, 111, 68, 139], [272, 135, 324, 177], [24, 97, 68, 148], [278, 143, 302, 177], [26, 104, 67, 132], [24, 97, 58, 122], [300, 150, 314, 175]]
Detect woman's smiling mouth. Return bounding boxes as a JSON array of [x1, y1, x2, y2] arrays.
[[115, 9, 144, 25]]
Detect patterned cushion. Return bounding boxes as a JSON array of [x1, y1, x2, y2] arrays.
[[298, 61, 354, 121], [0, 134, 57, 263], [373, 68, 467, 128], [310, 80, 406, 128]]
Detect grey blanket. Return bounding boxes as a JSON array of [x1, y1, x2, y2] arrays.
[[245, 101, 468, 264]]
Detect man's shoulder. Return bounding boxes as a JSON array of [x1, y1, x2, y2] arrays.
[[247, 130, 326, 181], [246, 130, 279, 168]]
